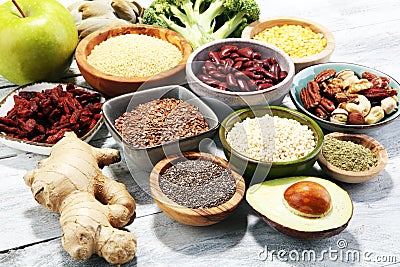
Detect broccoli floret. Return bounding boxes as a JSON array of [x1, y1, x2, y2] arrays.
[[142, 0, 260, 49]]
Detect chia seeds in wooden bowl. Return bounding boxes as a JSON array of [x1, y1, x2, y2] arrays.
[[150, 152, 246, 226], [159, 159, 236, 209]]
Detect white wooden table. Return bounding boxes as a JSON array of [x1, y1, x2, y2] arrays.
[[1, 0, 400, 266]]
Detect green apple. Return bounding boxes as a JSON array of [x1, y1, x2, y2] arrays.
[[0, 0, 78, 85]]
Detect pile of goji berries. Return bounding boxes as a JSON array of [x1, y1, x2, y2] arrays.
[[0, 83, 102, 144]]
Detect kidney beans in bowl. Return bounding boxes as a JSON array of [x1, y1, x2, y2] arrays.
[[186, 38, 295, 117]]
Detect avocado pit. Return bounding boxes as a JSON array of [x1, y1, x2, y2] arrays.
[[283, 181, 332, 218]]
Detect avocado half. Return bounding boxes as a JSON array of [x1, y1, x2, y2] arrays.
[[246, 176, 353, 240]]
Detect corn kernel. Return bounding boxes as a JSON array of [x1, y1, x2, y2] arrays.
[[253, 24, 327, 58]]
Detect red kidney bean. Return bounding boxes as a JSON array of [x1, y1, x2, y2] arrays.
[[241, 70, 257, 79], [217, 82, 227, 90], [253, 62, 264, 68], [224, 58, 234, 68], [209, 70, 226, 80], [255, 79, 273, 85], [208, 51, 222, 64], [198, 74, 214, 82], [243, 61, 254, 68], [232, 61, 243, 70], [204, 61, 217, 71], [257, 83, 274, 90], [279, 70, 288, 81], [229, 53, 240, 59], [201, 65, 207, 74], [263, 71, 278, 81], [254, 79, 265, 85], [268, 57, 277, 65], [234, 57, 250, 62], [237, 79, 250, 92], [217, 65, 228, 74], [253, 52, 261, 59], [204, 79, 221, 87], [245, 66, 263, 73], [234, 71, 248, 79], [237, 47, 254, 58], [270, 63, 281, 77], [274, 64, 281, 77], [253, 74, 264, 80], [220, 45, 238, 58], [226, 73, 238, 88]]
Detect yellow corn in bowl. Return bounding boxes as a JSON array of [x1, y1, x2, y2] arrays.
[[242, 17, 335, 72]]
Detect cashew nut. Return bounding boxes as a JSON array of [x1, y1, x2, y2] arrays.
[[381, 97, 397, 115], [330, 108, 348, 124], [344, 95, 371, 117], [365, 106, 385, 124]]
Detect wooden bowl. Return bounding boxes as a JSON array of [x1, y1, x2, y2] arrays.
[[241, 17, 335, 72], [75, 24, 193, 97], [150, 152, 246, 226], [317, 132, 388, 183]]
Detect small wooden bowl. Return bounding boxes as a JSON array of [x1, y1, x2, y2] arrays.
[[150, 152, 246, 226], [317, 132, 388, 183], [241, 17, 335, 73], [75, 24, 193, 97]]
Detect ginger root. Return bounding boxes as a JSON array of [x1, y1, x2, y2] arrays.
[[24, 132, 137, 265]]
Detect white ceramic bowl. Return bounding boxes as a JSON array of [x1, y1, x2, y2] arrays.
[[186, 38, 295, 119], [0, 82, 104, 155]]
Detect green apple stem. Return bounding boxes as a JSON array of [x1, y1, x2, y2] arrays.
[[12, 0, 26, 18]]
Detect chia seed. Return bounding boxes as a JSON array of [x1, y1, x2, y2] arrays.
[[159, 159, 237, 209]]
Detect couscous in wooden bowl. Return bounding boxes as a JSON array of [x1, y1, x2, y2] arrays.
[[75, 24, 193, 97], [241, 17, 335, 73]]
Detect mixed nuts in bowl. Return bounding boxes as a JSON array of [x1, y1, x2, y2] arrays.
[[290, 62, 400, 133]]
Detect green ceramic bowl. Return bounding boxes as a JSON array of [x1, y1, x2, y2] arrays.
[[219, 106, 324, 184]]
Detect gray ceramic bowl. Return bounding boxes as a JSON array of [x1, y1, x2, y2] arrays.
[[186, 38, 295, 119], [102, 85, 219, 171], [290, 62, 400, 133]]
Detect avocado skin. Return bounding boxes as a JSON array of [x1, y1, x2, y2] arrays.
[[257, 210, 352, 240]]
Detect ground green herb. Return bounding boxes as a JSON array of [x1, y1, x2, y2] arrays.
[[322, 138, 378, 172]]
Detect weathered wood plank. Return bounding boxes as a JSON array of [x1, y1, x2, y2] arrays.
[[1, 0, 400, 266], [1, 200, 399, 266]]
